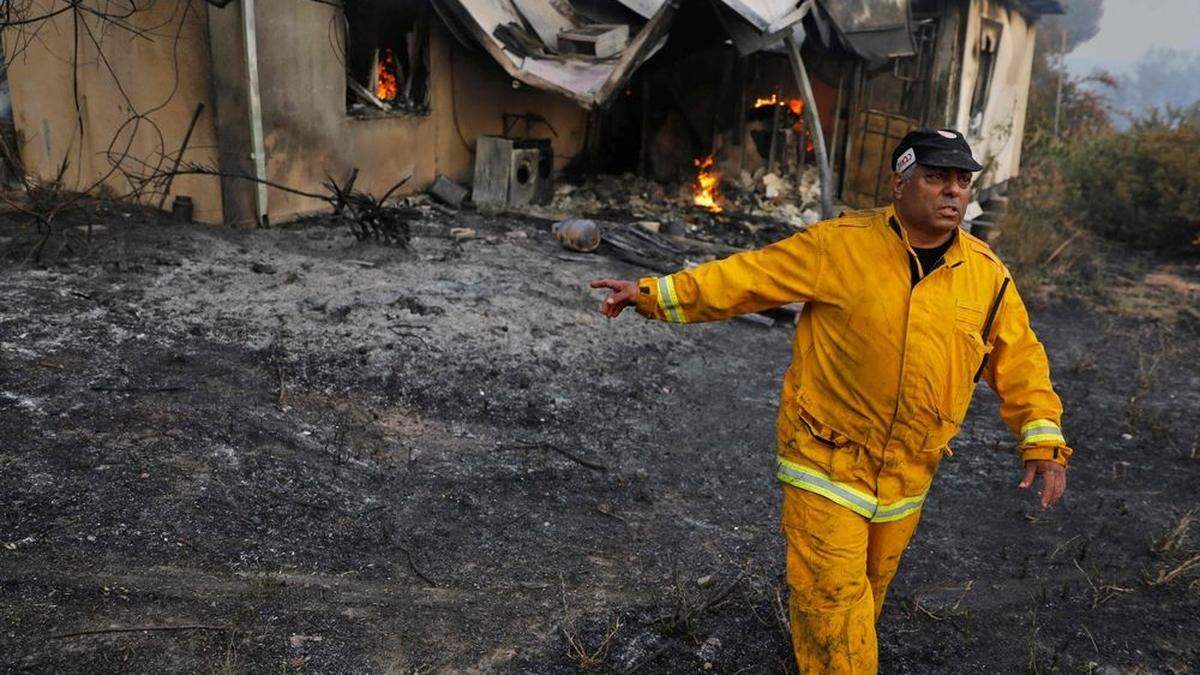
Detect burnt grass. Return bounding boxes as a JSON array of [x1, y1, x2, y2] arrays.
[[1, 202, 1199, 673]]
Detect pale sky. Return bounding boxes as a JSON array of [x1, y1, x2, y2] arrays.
[[1065, 0, 1200, 75]]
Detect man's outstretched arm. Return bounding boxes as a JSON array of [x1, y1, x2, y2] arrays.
[[591, 225, 827, 322], [982, 280, 1072, 509]]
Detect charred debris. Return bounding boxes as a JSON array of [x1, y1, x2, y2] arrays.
[[346, 0, 1056, 252], [2, 0, 1062, 254], [406, 0, 1060, 290]]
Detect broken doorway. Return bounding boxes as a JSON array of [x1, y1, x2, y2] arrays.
[[840, 0, 943, 208]]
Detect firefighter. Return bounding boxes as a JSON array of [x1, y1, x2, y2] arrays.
[[590, 128, 1070, 673]]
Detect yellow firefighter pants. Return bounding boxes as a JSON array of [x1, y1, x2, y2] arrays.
[[782, 485, 922, 674]]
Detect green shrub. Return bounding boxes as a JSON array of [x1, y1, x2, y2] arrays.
[[1062, 110, 1200, 251]]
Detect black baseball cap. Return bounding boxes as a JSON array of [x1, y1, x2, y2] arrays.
[[891, 128, 983, 173]]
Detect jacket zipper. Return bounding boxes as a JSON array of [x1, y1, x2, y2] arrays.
[[883, 253, 917, 446], [882, 221, 957, 446]]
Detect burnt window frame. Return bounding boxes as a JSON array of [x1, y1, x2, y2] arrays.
[[342, 1, 432, 118], [968, 18, 1003, 132]]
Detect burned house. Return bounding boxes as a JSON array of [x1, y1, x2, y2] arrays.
[[1, 0, 1060, 229]]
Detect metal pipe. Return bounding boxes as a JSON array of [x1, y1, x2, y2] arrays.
[[241, 0, 268, 226], [784, 33, 833, 219], [828, 70, 845, 188], [766, 90, 782, 174], [841, 62, 863, 200]]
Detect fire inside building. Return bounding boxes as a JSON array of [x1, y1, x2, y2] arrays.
[[1, 0, 1062, 234]]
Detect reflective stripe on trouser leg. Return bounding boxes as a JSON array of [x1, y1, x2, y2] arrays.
[[776, 457, 927, 523]]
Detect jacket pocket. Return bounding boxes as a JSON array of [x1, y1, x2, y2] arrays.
[[796, 409, 850, 448], [790, 401, 873, 484], [793, 392, 871, 448], [939, 327, 993, 424], [922, 409, 961, 455], [954, 301, 985, 333]]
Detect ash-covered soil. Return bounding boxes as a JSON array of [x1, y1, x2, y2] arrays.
[[1, 203, 1198, 674]]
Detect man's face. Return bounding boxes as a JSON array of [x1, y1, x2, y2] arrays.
[[892, 165, 973, 233]]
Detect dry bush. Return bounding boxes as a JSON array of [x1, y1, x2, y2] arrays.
[[559, 583, 622, 671], [994, 70, 1110, 288], [1153, 512, 1195, 555], [998, 109, 1200, 291], [993, 55, 1200, 286], [1123, 329, 1181, 435], [1062, 108, 1200, 252], [1147, 511, 1200, 589], [995, 183, 1094, 288], [561, 615, 622, 671], [995, 147, 1107, 293], [0, 157, 87, 263], [1071, 559, 1134, 608]]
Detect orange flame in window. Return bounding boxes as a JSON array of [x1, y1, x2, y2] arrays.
[[692, 156, 722, 213], [753, 94, 805, 115], [375, 49, 399, 101], [754, 94, 780, 108]]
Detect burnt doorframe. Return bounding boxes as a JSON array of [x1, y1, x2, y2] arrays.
[[837, 0, 968, 206]]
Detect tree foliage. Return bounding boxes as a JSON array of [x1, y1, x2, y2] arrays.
[[1061, 108, 1200, 250], [999, 8, 1198, 276]]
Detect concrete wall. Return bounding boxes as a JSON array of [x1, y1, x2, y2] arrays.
[[2, 0, 224, 223], [211, 0, 589, 223], [955, 0, 1038, 188]]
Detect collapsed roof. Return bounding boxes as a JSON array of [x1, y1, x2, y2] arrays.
[[431, 0, 1062, 109], [431, 0, 676, 108]]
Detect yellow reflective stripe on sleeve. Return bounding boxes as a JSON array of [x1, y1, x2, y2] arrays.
[[1021, 418, 1065, 446], [657, 275, 686, 324], [776, 457, 926, 523]]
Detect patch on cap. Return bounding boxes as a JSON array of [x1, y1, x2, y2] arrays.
[[937, 129, 957, 139], [895, 147, 916, 173]]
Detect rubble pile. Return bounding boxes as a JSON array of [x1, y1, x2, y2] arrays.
[[724, 165, 823, 227], [545, 165, 822, 232], [537, 163, 825, 254]]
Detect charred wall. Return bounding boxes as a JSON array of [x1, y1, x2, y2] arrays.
[[225, 0, 588, 224], [2, 0, 224, 223], [4, 0, 589, 226], [955, 0, 1038, 188]]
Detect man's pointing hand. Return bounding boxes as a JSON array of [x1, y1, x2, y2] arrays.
[[1019, 459, 1067, 509], [590, 279, 639, 319]]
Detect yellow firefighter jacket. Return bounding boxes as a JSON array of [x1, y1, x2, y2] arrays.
[[635, 205, 1071, 522]]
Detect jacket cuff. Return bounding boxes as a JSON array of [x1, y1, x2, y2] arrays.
[[1018, 418, 1070, 466], [635, 276, 659, 318], [1019, 418, 1066, 446], [1020, 444, 1071, 467]]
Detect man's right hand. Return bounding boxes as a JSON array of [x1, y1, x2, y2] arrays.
[[589, 279, 639, 319]]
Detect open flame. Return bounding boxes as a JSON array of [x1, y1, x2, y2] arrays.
[[753, 94, 780, 108], [375, 49, 399, 101], [753, 94, 811, 151], [753, 94, 805, 116], [692, 155, 722, 212]]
